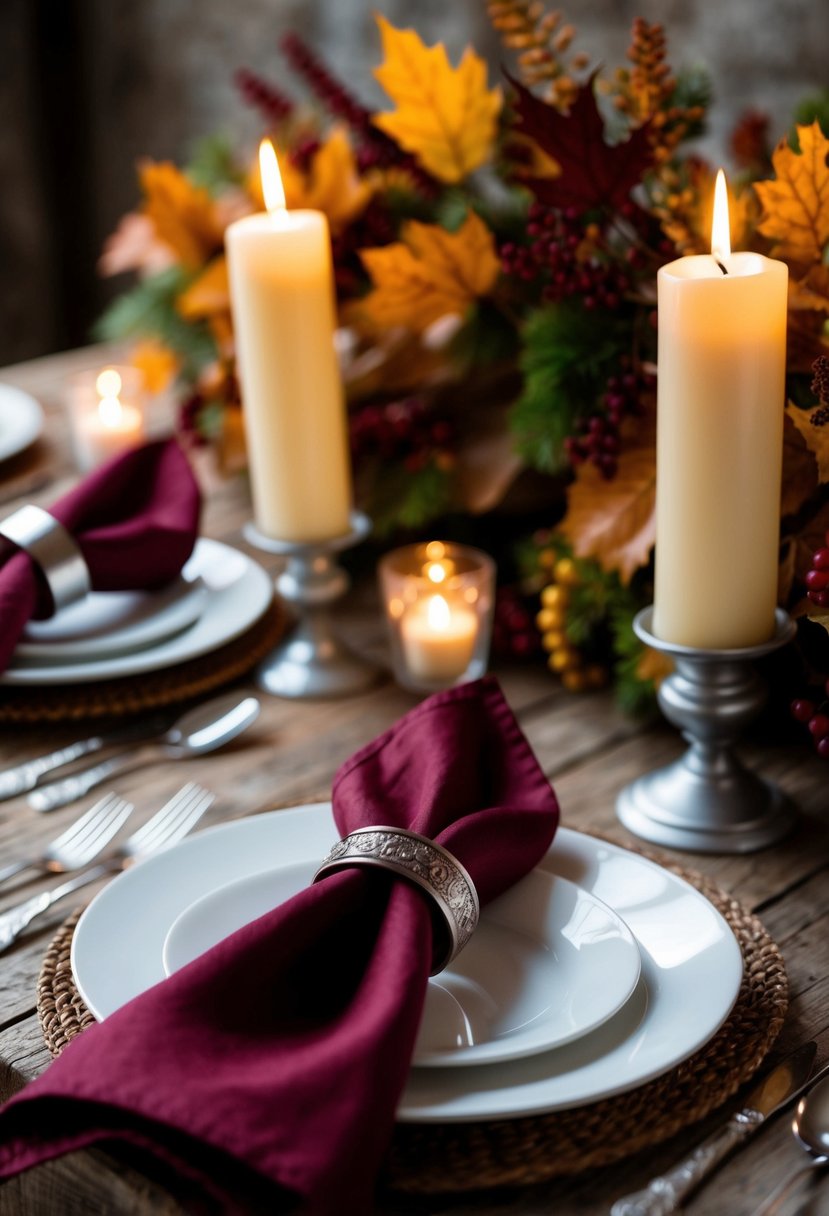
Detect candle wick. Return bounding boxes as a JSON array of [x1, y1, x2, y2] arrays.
[[716, 259, 729, 276]]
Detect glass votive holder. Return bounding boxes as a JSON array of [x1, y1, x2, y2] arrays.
[[379, 541, 496, 694], [66, 365, 147, 472]]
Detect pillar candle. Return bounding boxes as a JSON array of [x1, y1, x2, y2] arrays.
[[226, 140, 352, 543], [653, 171, 788, 649]]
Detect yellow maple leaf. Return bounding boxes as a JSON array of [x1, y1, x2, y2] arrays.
[[559, 417, 656, 584], [129, 340, 179, 394], [789, 264, 829, 313], [785, 399, 829, 483], [139, 161, 224, 269], [358, 210, 500, 334], [177, 256, 230, 321], [372, 15, 502, 184], [755, 121, 829, 265]]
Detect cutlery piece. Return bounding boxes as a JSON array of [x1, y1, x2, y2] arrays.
[[750, 1071, 829, 1216], [0, 715, 169, 801], [0, 782, 214, 952], [0, 792, 134, 887], [611, 1043, 818, 1216], [28, 692, 260, 812]]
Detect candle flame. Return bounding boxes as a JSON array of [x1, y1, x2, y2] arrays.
[[95, 368, 122, 399], [96, 368, 124, 427], [426, 562, 446, 584], [711, 168, 731, 263], [259, 138, 286, 214], [427, 594, 450, 631]]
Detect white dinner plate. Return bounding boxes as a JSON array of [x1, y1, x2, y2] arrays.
[[17, 576, 209, 662], [1, 539, 273, 685], [161, 862, 642, 1068], [0, 384, 44, 462], [72, 805, 743, 1121]]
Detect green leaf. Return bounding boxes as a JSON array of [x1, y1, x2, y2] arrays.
[[448, 299, 519, 372], [509, 302, 626, 474], [367, 458, 453, 534], [93, 267, 217, 381], [185, 134, 244, 193]]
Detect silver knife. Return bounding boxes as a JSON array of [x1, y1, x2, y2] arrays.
[[611, 1043, 818, 1216]]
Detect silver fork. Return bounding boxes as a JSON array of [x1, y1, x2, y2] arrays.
[[0, 782, 214, 953], [0, 793, 134, 887]]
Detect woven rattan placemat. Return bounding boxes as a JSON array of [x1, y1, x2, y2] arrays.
[[37, 847, 787, 1194], [0, 604, 287, 723]]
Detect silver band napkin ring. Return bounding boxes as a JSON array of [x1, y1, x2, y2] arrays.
[[313, 826, 480, 975], [0, 504, 91, 613]]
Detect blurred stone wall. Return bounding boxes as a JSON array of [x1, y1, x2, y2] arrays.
[[0, 0, 825, 366]]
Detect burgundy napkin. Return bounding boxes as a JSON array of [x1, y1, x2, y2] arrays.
[[0, 677, 558, 1214], [0, 438, 201, 672]]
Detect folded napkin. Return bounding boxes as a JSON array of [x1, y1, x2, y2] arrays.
[[0, 677, 558, 1214], [0, 439, 201, 672]]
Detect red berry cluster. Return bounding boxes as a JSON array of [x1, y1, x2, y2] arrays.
[[234, 68, 295, 125], [804, 534, 829, 608], [791, 687, 829, 758], [563, 365, 654, 478], [349, 398, 454, 471], [331, 200, 397, 298], [500, 204, 631, 311], [491, 588, 541, 660]]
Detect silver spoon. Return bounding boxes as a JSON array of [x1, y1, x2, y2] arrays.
[[28, 692, 261, 812], [752, 1073, 829, 1216]]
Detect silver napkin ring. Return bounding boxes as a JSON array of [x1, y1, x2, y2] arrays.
[[0, 504, 91, 613], [313, 826, 480, 975]]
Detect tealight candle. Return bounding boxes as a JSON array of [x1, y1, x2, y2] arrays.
[[653, 170, 788, 649], [379, 541, 495, 693], [67, 366, 147, 472]]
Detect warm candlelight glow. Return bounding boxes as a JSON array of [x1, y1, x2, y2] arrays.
[[427, 594, 450, 630], [259, 139, 286, 214], [95, 368, 122, 399], [711, 168, 731, 264], [98, 394, 125, 428], [426, 562, 446, 584]]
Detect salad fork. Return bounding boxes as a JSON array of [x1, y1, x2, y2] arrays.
[[0, 793, 134, 887], [0, 782, 214, 952]]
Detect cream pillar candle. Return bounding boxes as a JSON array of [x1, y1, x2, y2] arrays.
[[653, 170, 788, 649], [226, 140, 352, 543]]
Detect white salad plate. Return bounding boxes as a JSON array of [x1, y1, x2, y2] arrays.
[[1, 538, 272, 684], [72, 804, 743, 1122], [161, 861, 642, 1068], [17, 575, 209, 662], [0, 384, 44, 463]]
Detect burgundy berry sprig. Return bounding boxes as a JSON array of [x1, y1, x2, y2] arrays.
[[234, 68, 295, 126]]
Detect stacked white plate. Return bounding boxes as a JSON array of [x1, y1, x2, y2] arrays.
[[2, 539, 273, 685], [71, 803, 743, 1122]]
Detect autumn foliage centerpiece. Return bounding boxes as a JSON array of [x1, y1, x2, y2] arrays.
[[98, 3, 829, 731]]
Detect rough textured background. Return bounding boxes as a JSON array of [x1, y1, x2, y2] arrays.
[[1, 0, 825, 366]]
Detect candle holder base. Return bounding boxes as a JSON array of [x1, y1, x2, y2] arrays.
[[244, 513, 384, 699], [616, 607, 798, 854]]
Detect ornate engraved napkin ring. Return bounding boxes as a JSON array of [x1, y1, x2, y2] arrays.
[[0, 504, 91, 612], [313, 826, 480, 975]]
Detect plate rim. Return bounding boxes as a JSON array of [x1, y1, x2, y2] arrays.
[[1, 538, 273, 685], [160, 859, 642, 1068], [71, 805, 743, 1122]]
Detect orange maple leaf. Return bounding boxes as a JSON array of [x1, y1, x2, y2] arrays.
[[372, 15, 502, 184], [129, 340, 180, 394], [755, 121, 829, 265], [559, 414, 656, 584], [139, 161, 224, 269], [357, 211, 500, 334], [785, 399, 829, 483]]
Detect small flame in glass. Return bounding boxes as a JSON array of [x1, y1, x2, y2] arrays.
[[427, 594, 451, 631]]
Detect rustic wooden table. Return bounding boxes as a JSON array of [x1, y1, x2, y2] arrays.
[[0, 350, 827, 1216]]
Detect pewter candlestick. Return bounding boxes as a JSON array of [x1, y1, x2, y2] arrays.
[[616, 606, 798, 853], [244, 512, 383, 699]]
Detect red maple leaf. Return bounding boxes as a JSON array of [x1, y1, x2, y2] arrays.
[[507, 72, 654, 212]]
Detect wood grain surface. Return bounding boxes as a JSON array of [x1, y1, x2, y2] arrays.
[[0, 349, 827, 1216]]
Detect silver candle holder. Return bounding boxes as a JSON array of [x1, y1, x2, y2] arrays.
[[616, 606, 798, 853], [243, 512, 383, 699]]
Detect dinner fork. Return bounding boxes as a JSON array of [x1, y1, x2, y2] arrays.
[[0, 782, 214, 952], [0, 793, 134, 887]]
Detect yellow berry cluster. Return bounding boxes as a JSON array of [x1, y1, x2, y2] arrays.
[[535, 556, 607, 692], [487, 0, 590, 110]]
